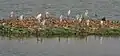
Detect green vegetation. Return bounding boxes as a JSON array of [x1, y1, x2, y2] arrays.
[[0, 24, 120, 37], [0, 25, 31, 36]]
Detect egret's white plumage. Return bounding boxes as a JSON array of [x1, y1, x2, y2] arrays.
[[67, 10, 71, 16], [41, 20, 46, 25], [79, 14, 83, 22], [100, 20, 103, 25], [86, 19, 90, 26], [36, 13, 42, 19], [76, 14, 80, 20], [36, 13, 42, 22], [2, 23, 6, 26], [45, 11, 50, 18], [85, 10, 88, 16], [59, 15, 63, 22], [10, 11, 14, 18], [80, 14, 83, 19], [19, 15, 24, 20]]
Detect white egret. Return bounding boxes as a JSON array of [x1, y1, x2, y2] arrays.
[[79, 14, 83, 22], [67, 10, 71, 16], [2, 23, 6, 26], [36, 13, 42, 22], [36, 13, 42, 19], [41, 20, 46, 25], [100, 20, 103, 26], [67, 10, 71, 18], [86, 19, 90, 26], [10, 11, 15, 18], [59, 15, 63, 22], [19, 15, 24, 20], [45, 11, 50, 18], [85, 10, 88, 16], [84, 10, 89, 19], [76, 14, 80, 20]]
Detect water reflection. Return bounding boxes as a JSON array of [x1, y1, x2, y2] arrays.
[[36, 37, 44, 44], [0, 35, 120, 56], [100, 36, 103, 44], [0, 35, 120, 44]]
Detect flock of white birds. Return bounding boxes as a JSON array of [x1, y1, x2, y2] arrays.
[[9, 10, 104, 26]]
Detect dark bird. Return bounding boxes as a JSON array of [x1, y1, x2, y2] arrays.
[[101, 16, 106, 21]]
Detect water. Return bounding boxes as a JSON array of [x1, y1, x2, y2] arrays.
[[0, 36, 120, 56], [1, 0, 120, 19]]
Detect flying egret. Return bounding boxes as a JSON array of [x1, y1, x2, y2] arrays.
[[59, 15, 63, 22]]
